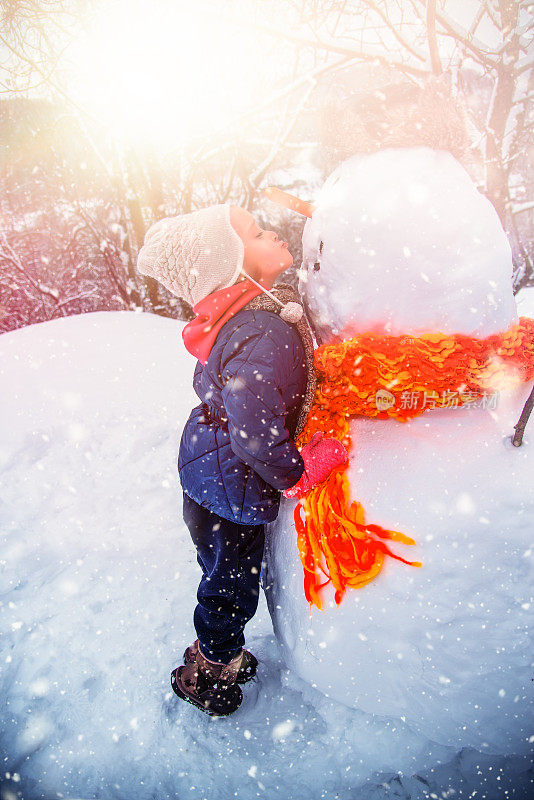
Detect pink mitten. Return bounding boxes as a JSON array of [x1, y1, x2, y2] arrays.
[[283, 431, 348, 500]]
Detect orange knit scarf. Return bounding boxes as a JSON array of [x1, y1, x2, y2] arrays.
[[293, 316, 534, 611]]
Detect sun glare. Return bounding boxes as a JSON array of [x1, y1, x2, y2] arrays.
[[66, 0, 265, 150]]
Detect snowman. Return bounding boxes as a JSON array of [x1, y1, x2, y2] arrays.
[[262, 79, 533, 759]]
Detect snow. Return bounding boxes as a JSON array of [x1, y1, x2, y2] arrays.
[[265, 147, 534, 792], [266, 376, 533, 750], [300, 147, 518, 345], [1, 310, 532, 798], [516, 285, 534, 318]]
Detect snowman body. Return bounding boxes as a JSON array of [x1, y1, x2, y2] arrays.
[[264, 147, 532, 755]]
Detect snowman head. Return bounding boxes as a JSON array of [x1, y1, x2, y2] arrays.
[[265, 147, 519, 346]]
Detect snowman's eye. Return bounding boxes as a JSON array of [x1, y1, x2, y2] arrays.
[[313, 240, 323, 270]]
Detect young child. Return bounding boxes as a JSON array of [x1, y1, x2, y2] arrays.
[[137, 204, 344, 716]]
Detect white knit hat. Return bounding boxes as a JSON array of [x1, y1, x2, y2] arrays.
[[136, 204, 245, 307]]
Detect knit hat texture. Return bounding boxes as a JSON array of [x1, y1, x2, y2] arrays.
[[136, 204, 245, 307]]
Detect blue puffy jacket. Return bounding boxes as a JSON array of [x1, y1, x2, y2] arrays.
[[178, 307, 307, 525]]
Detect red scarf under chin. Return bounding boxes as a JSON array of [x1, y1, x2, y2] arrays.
[[182, 279, 263, 364]]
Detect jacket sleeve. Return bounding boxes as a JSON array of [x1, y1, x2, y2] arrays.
[[220, 322, 306, 491]]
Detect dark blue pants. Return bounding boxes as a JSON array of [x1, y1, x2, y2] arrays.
[[182, 490, 266, 664]]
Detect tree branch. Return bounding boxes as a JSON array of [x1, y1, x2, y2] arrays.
[[426, 0, 443, 74], [512, 385, 534, 446], [359, 0, 427, 63], [414, 0, 500, 69]]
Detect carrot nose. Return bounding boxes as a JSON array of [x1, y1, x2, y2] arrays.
[[263, 187, 315, 218]]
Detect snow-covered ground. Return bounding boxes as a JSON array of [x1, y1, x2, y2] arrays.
[[1, 308, 533, 800]]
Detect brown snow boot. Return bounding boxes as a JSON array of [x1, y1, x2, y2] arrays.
[[171, 646, 244, 717], [183, 639, 258, 684]]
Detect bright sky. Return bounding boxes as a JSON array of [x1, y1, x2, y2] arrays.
[[61, 0, 520, 153], [64, 0, 289, 150]]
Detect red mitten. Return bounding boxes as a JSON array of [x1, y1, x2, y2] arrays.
[[283, 431, 348, 500]]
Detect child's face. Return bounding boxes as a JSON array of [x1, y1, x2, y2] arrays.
[[230, 206, 293, 287]]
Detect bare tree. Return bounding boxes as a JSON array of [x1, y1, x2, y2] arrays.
[[232, 1, 533, 285], [1, 0, 532, 332]]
